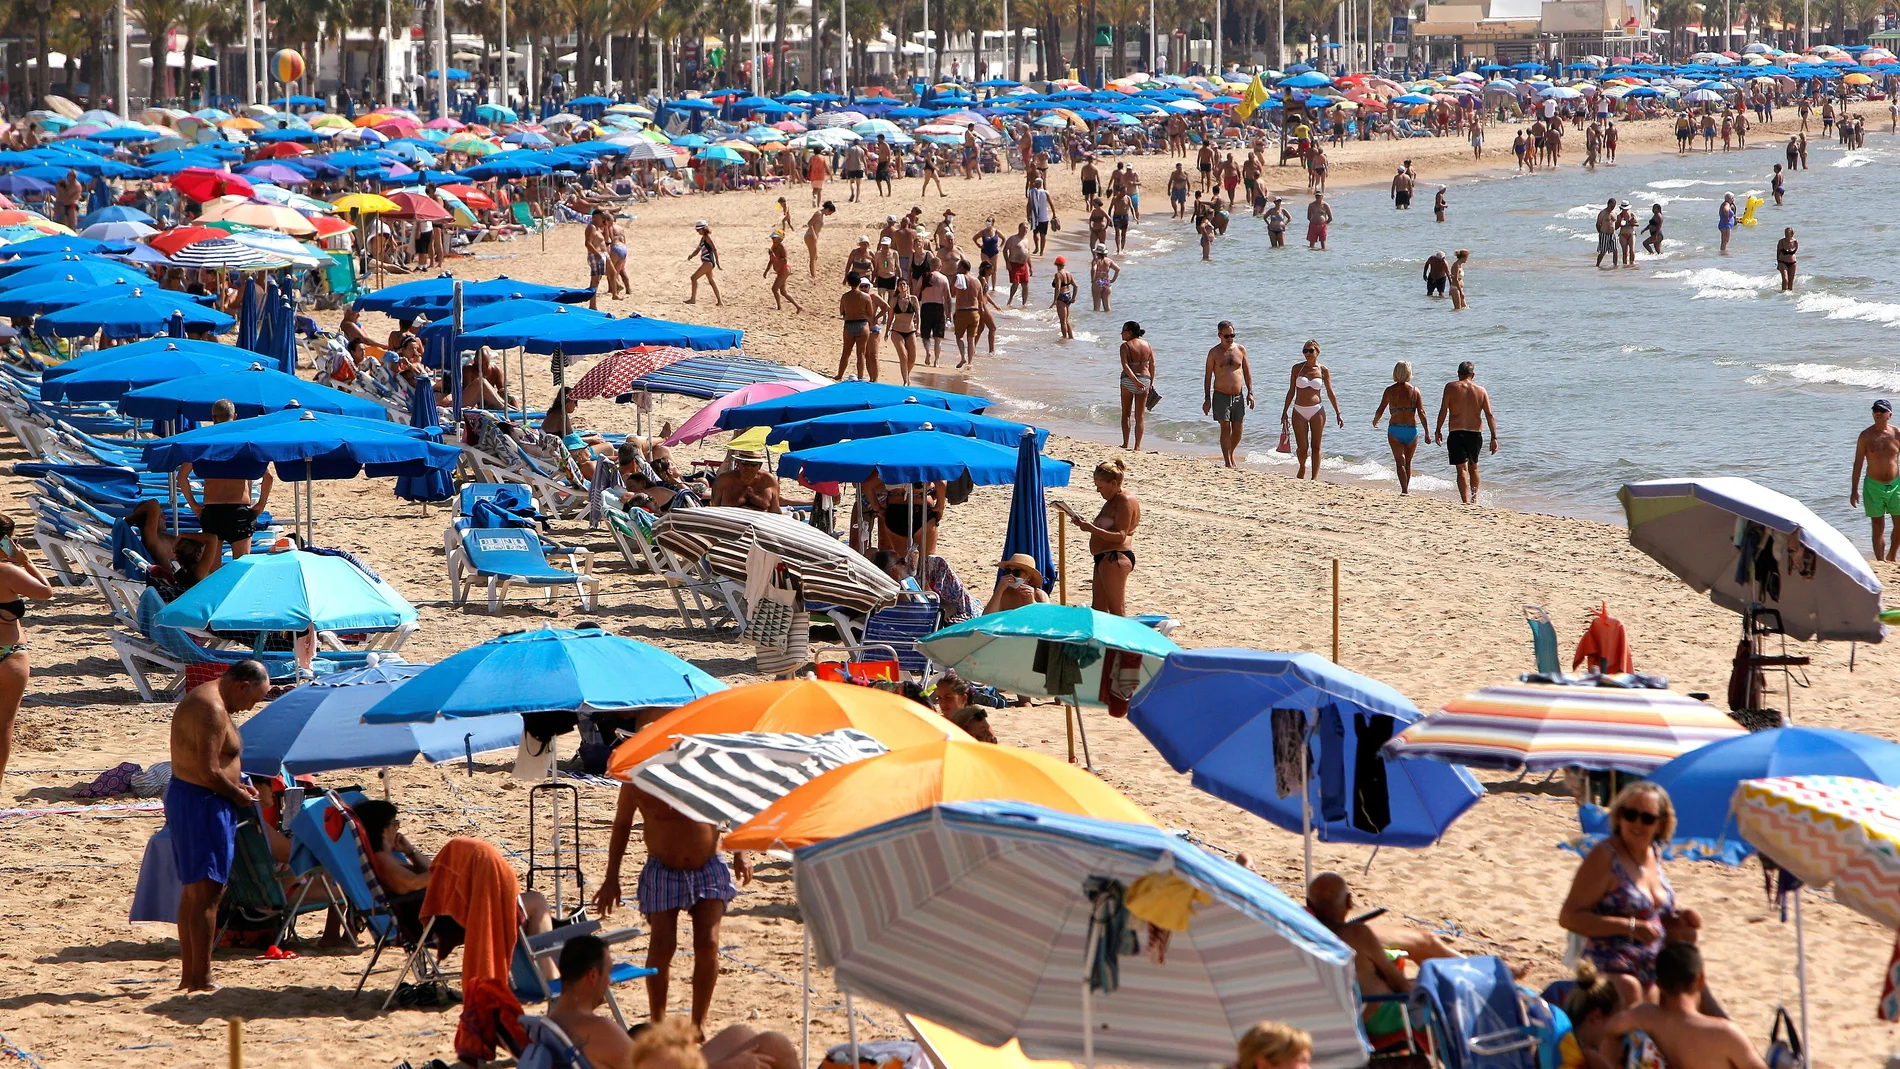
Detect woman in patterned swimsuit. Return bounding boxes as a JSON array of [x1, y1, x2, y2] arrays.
[[1558, 781, 1702, 1007]]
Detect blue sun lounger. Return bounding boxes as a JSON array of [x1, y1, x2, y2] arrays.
[[444, 519, 598, 614]]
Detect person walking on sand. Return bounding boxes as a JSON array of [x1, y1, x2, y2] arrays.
[[763, 231, 801, 312], [804, 201, 834, 279], [1717, 193, 1737, 255], [1026, 178, 1054, 256], [1595, 198, 1618, 268], [1852, 399, 1900, 560], [836, 278, 887, 381], [1203, 320, 1253, 468], [1117, 321, 1156, 451], [584, 213, 610, 309], [1305, 192, 1332, 251], [168, 661, 272, 992], [1169, 163, 1191, 219], [1373, 361, 1427, 494], [807, 149, 829, 206], [1049, 256, 1078, 340], [1281, 340, 1343, 480], [1004, 223, 1033, 307], [1450, 250, 1470, 310], [1433, 360, 1499, 505], [0, 514, 49, 780], [684, 222, 722, 306], [1776, 227, 1798, 292]]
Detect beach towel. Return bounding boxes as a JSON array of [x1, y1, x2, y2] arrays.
[[1318, 705, 1348, 824], [1270, 708, 1308, 799], [1098, 649, 1144, 719], [420, 837, 521, 990], [456, 977, 528, 1064], [1353, 715, 1395, 835], [1573, 605, 1632, 674]]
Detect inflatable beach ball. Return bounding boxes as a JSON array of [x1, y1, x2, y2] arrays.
[[274, 48, 305, 83]]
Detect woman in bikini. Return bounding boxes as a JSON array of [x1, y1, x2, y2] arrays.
[[685, 221, 721, 306], [0, 514, 51, 779], [1777, 227, 1798, 292], [1280, 340, 1343, 480], [1559, 781, 1701, 1008], [1371, 361, 1426, 494], [1116, 321, 1155, 452], [1057, 459, 1140, 616], [763, 231, 801, 312], [804, 201, 835, 280], [885, 279, 920, 384], [864, 473, 945, 560]]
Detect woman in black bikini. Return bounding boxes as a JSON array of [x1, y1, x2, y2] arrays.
[[1058, 459, 1140, 616], [0, 514, 51, 779], [885, 279, 920, 384]]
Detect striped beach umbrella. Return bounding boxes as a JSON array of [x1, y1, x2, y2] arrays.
[[1733, 775, 1900, 929], [654, 506, 900, 614], [795, 800, 1367, 1069], [623, 729, 888, 828], [167, 237, 281, 269], [1379, 682, 1745, 773], [569, 346, 697, 400]]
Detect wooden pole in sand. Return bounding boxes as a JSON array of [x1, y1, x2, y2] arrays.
[[1330, 558, 1340, 663], [1056, 517, 1068, 605], [228, 1018, 243, 1069]]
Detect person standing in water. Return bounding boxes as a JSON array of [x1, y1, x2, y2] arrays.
[[1433, 360, 1499, 505], [1280, 340, 1344, 481], [1717, 194, 1737, 255], [1449, 250, 1470, 311], [1373, 361, 1427, 494], [1776, 227, 1798, 292], [1049, 256, 1078, 340], [1852, 399, 1900, 561], [1116, 321, 1156, 451], [1641, 204, 1665, 255], [1202, 320, 1253, 469]]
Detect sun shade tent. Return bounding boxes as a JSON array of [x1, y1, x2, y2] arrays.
[[653, 506, 902, 615], [1128, 649, 1485, 856], [621, 729, 889, 827], [1618, 477, 1883, 642], [794, 800, 1368, 1069], [362, 627, 726, 723]]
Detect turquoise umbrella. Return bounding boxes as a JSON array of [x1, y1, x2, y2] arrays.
[[919, 603, 1178, 704], [156, 549, 418, 634]]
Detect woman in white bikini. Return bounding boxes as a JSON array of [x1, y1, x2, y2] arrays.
[[1280, 339, 1344, 480]]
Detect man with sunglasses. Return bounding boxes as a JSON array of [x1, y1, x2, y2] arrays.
[[984, 554, 1048, 616]]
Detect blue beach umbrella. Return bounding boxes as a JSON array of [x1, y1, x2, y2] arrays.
[[123, 365, 388, 421], [794, 800, 1367, 1069], [780, 431, 1071, 487], [238, 276, 262, 352], [78, 204, 155, 226], [362, 627, 727, 723], [36, 289, 237, 339], [240, 661, 524, 777], [39, 349, 253, 402], [0, 235, 107, 257], [0, 174, 53, 197], [78, 220, 156, 242], [5, 257, 150, 289], [41, 337, 238, 379], [353, 274, 593, 315], [140, 408, 448, 478], [1001, 429, 1057, 593], [765, 403, 1046, 450], [457, 311, 742, 356], [461, 159, 552, 180], [717, 380, 990, 430], [394, 376, 454, 502], [0, 277, 156, 317], [1127, 649, 1485, 851], [1637, 726, 1900, 861], [157, 549, 418, 633]]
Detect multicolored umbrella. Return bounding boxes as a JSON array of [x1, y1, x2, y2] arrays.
[[1379, 682, 1745, 773], [569, 345, 698, 399], [1733, 775, 1900, 929]]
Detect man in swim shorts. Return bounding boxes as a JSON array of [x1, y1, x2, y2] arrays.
[[1003, 222, 1033, 307], [1203, 320, 1254, 468], [1434, 360, 1499, 505], [1595, 198, 1618, 268], [180, 399, 272, 561], [1851, 399, 1900, 560], [168, 660, 272, 991]]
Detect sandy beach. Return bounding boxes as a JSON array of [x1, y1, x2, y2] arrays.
[[2, 105, 1896, 1069]]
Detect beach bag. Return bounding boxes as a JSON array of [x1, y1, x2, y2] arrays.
[[1764, 1006, 1802, 1069], [1049, 215, 1061, 232], [1276, 424, 1293, 454], [1144, 386, 1162, 412]]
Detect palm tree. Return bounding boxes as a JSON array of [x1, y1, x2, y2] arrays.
[[67, 0, 117, 108], [132, 0, 187, 99]]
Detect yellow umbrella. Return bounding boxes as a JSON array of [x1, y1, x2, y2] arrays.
[[716, 140, 761, 154], [1844, 72, 1874, 84], [308, 114, 353, 129], [331, 192, 399, 215], [908, 1018, 1075, 1069], [220, 116, 265, 131]]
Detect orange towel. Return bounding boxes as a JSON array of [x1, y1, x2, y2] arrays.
[[421, 837, 521, 989], [1572, 604, 1632, 674]]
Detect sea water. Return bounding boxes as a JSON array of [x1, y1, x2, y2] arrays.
[[955, 130, 1900, 538]]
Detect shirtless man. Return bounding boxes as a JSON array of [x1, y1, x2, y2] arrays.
[[1594, 198, 1618, 269], [1597, 943, 1767, 1069], [550, 935, 638, 1069], [1850, 399, 1900, 560], [1306, 872, 1463, 1037], [1203, 320, 1253, 468], [709, 451, 781, 512], [1168, 163, 1191, 220], [1433, 360, 1499, 505], [55, 170, 83, 229], [180, 399, 273, 558], [951, 259, 983, 369], [1003, 223, 1033, 307], [596, 781, 753, 1033], [1389, 165, 1415, 210], [167, 661, 272, 992]]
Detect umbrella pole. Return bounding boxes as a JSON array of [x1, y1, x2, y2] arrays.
[[305, 459, 315, 545], [800, 928, 811, 1069], [1067, 701, 1075, 764], [1301, 723, 1314, 889], [1057, 519, 1068, 605], [1795, 888, 1810, 1069], [1071, 697, 1093, 772], [845, 993, 859, 1068]]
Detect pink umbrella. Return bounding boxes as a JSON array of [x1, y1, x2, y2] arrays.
[[665, 380, 820, 446], [424, 117, 466, 131]]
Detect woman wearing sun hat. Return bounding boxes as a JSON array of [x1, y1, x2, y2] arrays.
[[983, 554, 1049, 615]]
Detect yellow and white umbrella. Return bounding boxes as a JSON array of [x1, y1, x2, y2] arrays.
[[1734, 775, 1900, 929]]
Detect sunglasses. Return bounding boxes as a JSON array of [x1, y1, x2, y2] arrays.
[[1618, 807, 1660, 827]]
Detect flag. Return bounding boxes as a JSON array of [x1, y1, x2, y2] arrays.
[[1235, 73, 1271, 121]]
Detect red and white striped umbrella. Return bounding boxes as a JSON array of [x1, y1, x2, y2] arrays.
[[569, 346, 697, 400]]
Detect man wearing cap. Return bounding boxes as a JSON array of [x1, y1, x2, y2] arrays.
[[1851, 399, 1900, 560], [711, 450, 782, 512], [984, 554, 1050, 615]]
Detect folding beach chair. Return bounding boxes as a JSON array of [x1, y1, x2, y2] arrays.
[[444, 520, 599, 614], [320, 251, 365, 309], [857, 597, 942, 680], [1524, 606, 1560, 677], [215, 813, 333, 951], [510, 917, 653, 1026], [1408, 956, 1541, 1069], [511, 201, 545, 233]]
